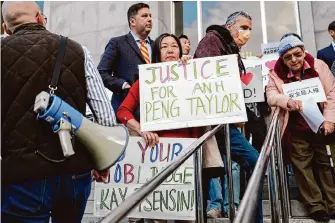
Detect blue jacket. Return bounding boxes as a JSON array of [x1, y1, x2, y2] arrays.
[[317, 43, 335, 70]]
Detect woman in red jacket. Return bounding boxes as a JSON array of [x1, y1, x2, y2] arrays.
[[118, 33, 225, 223], [117, 33, 201, 146], [117, 33, 200, 223]]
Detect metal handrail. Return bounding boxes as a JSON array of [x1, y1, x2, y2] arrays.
[[99, 107, 287, 223], [99, 124, 224, 223], [234, 107, 281, 222]]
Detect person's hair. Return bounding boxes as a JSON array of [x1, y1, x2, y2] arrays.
[[127, 3, 150, 28], [225, 11, 252, 26], [328, 21, 335, 31], [152, 33, 182, 63], [179, 34, 188, 40], [280, 32, 302, 41]]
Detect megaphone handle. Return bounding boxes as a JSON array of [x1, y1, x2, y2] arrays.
[[58, 130, 75, 157]]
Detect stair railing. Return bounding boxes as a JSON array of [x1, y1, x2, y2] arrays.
[[98, 106, 291, 223], [234, 107, 291, 223], [98, 124, 226, 223]]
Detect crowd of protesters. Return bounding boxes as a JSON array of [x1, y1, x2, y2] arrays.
[[1, 1, 335, 223]]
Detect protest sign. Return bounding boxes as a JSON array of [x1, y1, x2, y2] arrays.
[[139, 55, 247, 132], [94, 137, 196, 220], [261, 42, 280, 55], [243, 54, 279, 90], [282, 77, 327, 103], [241, 66, 265, 103], [300, 98, 325, 133]]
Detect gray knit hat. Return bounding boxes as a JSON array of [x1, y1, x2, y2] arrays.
[[278, 35, 305, 56]]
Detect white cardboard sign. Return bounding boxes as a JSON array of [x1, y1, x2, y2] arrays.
[[243, 54, 279, 90], [282, 77, 327, 102], [241, 66, 265, 103], [139, 55, 247, 132], [94, 137, 196, 220], [261, 42, 280, 55]]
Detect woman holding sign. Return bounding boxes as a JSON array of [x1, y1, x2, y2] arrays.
[[118, 33, 224, 223], [266, 34, 335, 221]]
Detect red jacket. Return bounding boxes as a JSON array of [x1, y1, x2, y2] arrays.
[[117, 80, 202, 138]]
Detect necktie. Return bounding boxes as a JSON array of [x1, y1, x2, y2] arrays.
[[139, 40, 150, 64]]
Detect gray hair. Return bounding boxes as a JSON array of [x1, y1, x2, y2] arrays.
[[225, 11, 252, 26]]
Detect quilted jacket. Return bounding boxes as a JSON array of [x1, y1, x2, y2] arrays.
[[1, 23, 93, 183]]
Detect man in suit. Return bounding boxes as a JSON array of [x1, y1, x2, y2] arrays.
[[98, 3, 153, 112], [317, 21, 335, 73]]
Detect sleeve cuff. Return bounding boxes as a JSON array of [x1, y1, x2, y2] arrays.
[[119, 113, 135, 125], [122, 82, 129, 89]]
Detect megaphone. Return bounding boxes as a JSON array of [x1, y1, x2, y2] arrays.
[[34, 91, 128, 171]]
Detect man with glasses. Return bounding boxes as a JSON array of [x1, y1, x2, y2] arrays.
[[194, 11, 263, 223], [2, 2, 115, 222]]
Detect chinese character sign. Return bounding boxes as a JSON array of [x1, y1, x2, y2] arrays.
[[282, 77, 327, 102], [261, 42, 280, 55]]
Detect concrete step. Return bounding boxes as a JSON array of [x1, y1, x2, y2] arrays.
[[81, 216, 335, 223], [83, 200, 310, 217], [82, 200, 333, 222], [84, 176, 328, 222], [207, 219, 335, 223]]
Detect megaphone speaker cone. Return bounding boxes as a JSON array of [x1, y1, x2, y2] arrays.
[[76, 118, 129, 171]]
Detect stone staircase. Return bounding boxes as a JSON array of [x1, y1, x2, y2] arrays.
[[82, 174, 335, 222]]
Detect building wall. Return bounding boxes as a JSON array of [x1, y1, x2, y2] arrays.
[[311, 1, 335, 51], [298, 1, 334, 56], [46, 1, 171, 65]]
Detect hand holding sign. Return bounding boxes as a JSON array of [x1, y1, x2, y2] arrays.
[[287, 99, 302, 112], [322, 121, 335, 136], [140, 131, 159, 147]]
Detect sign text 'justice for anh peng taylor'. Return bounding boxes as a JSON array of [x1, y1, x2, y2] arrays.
[[94, 137, 196, 220], [139, 55, 248, 132]]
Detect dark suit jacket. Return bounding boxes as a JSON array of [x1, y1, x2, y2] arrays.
[[317, 44, 335, 70], [97, 32, 153, 111]]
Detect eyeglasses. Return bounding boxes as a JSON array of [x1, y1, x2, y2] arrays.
[[36, 12, 48, 25], [41, 13, 48, 25], [283, 50, 304, 62]]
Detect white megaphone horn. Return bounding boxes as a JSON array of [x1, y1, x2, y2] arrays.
[[34, 91, 128, 171]]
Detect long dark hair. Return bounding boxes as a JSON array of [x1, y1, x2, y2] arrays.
[[152, 33, 183, 63]]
